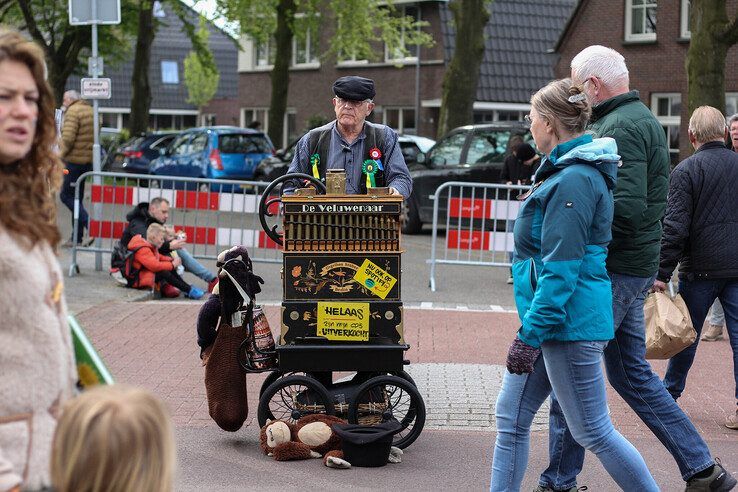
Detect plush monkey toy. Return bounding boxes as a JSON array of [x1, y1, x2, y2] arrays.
[[259, 414, 403, 468], [260, 415, 351, 469]]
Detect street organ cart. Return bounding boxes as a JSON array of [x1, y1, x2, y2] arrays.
[[255, 173, 425, 449]]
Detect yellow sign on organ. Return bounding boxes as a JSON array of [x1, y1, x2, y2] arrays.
[[317, 302, 370, 341], [353, 259, 397, 299]]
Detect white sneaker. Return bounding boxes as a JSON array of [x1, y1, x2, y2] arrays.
[[506, 276, 514, 284], [110, 269, 128, 286]]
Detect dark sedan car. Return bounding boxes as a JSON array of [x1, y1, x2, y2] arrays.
[[103, 132, 178, 174], [402, 122, 534, 233]]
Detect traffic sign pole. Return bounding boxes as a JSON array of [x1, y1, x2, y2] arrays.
[[91, 0, 102, 270]]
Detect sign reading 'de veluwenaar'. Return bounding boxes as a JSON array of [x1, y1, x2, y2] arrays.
[[283, 201, 401, 214], [317, 302, 370, 341], [353, 259, 398, 299]]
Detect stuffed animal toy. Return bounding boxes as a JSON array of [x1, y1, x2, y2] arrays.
[[259, 414, 403, 469], [198, 245, 264, 432]]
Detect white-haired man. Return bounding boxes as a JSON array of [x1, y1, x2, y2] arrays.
[[535, 46, 736, 492], [654, 106, 738, 433]]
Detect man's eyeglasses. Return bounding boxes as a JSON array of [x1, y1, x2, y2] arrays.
[[334, 97, 371, 108], [524, 114, 533, 124]]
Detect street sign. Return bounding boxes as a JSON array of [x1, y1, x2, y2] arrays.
[[88, 56, 104, 76], [69, 0, 121, 25], [81, 78, 112, 99]]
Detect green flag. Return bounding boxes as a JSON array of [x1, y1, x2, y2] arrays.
[[69, 315, 114, 388]]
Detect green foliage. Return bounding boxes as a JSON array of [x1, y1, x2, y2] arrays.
[[304, 113, 331, 131], [215, 0, 434, 62], [184, 17, 220, 108]]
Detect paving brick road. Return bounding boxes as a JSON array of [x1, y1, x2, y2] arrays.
[[75, 300, 738, 490]]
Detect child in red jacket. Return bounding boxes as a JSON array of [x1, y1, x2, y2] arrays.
[[127, 223, 205, 299]]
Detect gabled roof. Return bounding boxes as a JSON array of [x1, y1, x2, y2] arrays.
[[67, 1, 237, 110], [439, 0, 577, 104]]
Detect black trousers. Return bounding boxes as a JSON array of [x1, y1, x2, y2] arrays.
[[156, 270, 191, 293]]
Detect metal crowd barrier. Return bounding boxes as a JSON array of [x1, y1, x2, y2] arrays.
[[68, 171, 282, 277], [428, 181, 530, 292]]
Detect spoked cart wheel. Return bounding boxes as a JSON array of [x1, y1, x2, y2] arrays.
[[257, 375, 335, 427], [348, 375, 426, 449], [258, 371, 307, 398], [258, 173, 327, 245]]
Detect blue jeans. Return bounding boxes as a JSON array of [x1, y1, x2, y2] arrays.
[[541, 273, 714, 488], [60, 162, 92, 242], [665, 278, 738, 402], [710, 299, 725, 326], [177, 248, 216, 282], [491, 340, 658, 492]]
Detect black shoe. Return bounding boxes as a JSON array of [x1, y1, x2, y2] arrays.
[[686, 459, 737, 491]]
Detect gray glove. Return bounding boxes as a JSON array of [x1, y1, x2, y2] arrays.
[[506, 337, 541, 375]]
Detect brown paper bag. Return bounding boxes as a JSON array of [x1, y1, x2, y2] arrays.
[[644, 291, 697, 359]]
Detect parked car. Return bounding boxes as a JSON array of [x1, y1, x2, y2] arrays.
[[252, 133, 437, 182], [103, 131, 178, 174], [398, 134, 436, 165], [253, 139, 298, 182], [402, 122, 534, 234], [149, 126, 275, 190]]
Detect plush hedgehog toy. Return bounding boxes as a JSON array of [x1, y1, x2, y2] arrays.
[[198, 245, 264, 432]]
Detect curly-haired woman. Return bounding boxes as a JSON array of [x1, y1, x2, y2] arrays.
[[0, 28, 77, 491]]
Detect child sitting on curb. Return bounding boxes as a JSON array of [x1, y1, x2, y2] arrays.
[[127, 223, 205, 299]]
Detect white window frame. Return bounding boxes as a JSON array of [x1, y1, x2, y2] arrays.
[[254, 39, 274, 69], [200, 113, 216, 126], [651, 93, 681, 159], [161, 60, 179, 84], [625, 0, 657, 42], [240, 108, 269, 130], [680, 0, 691, 39], [292, 14, 320, 68], [385, 5, 420, 63], [725, 93, 738, 119], [382, 107, 416, 134]]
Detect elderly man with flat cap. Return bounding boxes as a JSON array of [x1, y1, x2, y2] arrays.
[[286, 76, 412, 197]]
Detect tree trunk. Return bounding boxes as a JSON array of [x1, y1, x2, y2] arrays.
[[268, 0, 295, 148], [686, 0, 730, 115], [437, 0, 489, 139], [129, 0, 156, 135]]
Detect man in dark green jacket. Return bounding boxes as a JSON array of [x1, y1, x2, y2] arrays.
[[534, 45, 736, 492]]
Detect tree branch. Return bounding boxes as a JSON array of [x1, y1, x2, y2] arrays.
[[17, 0, 49, 52], [723, 11, 738, 45]]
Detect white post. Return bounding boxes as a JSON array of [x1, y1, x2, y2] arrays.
[[91, 1, 102, 270]]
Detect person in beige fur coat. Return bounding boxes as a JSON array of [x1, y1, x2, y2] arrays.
[[0, 29, 77, 491]]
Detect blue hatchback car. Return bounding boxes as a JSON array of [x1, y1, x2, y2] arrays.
[[149, 126, 274, 190]]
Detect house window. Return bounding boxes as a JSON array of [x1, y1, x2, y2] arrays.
[[201, 113, 216, 126], [680, 0, 691, 39], [625, 0, 657, 42], [384, 107, 416, 134], [255, 40, 275, 68], [293, 18, 319, 66], [161, 60, 179, 84], [651, 93, 681, 167], [726, 93, 738, 118], [385, 5, 419, 63], [241, 108, 269, 130]]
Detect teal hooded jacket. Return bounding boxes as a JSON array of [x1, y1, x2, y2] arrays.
[[513, 135, 619, 348]]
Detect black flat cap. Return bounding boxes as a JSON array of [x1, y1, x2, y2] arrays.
[[333, 76, 376, 101], [516, 143, 537, 162]]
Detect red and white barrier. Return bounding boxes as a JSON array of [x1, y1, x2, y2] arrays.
[[448, 197, 520, 220]]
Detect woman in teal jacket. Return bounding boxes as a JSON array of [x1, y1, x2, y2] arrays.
[[490, 79, 658, 491]]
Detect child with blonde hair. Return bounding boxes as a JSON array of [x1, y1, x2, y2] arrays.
[[51, 385, 176, 492]]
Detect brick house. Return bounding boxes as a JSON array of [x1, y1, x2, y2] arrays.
[[237, 0, 576, 148], [554, 0, 738, 166]]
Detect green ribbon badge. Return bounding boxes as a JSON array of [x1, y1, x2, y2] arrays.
[[362, 159, 377, 188], [310, 153, 320, 179]]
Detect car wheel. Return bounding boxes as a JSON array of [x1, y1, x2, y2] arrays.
[[402, 198, 422, 234]]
